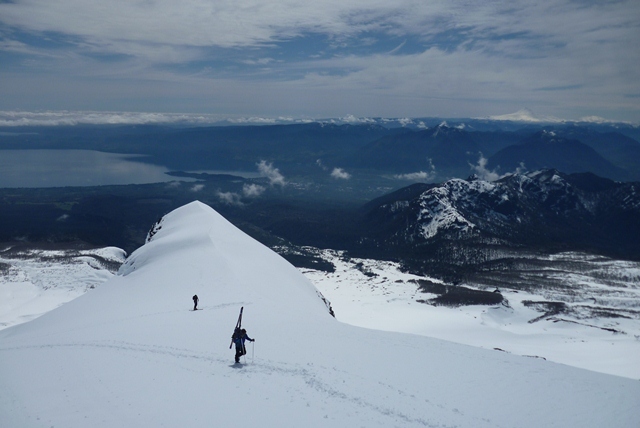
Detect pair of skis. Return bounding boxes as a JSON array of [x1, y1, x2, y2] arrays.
[[229, 306, 243, 349]]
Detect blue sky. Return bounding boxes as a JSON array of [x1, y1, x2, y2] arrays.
[[0, 0, 638, 122]]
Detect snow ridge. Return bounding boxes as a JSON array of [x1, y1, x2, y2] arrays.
[[392, 168, 636, 242]]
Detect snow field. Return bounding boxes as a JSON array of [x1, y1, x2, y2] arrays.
[[0, 246, 125, 329], [303, 249, 640, 379], [1, 202, 639, 427]]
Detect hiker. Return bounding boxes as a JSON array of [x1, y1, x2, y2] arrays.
[[192, 294, 199, 311], [233, 328, 255, 363]]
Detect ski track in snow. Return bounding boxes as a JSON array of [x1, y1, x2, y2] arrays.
[[1, 339, 477, 427], [3, 243, 640, 379], [2, 241, 640, 379]]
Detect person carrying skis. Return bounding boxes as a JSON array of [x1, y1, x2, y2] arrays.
[[192, 294, 199, 311], [232, 328, 254, 363]]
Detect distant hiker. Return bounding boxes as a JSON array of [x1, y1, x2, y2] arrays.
[[232, 328, 254, 363], [192, 294, 199, 311]]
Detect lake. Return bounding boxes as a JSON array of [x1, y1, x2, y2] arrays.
[[0, 150, 195, 188]]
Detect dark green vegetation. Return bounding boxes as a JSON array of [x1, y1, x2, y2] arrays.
[[414, 279, 504, 307], [0, 177, 367, 255]]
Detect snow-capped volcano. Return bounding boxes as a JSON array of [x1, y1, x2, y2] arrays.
[[488, 108, 563, 123], [1, 201, 638, 427]]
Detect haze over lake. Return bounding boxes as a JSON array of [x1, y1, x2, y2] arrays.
[[0, 150, 191, 188]]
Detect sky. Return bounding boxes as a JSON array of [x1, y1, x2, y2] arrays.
[[0, 0, 639, 123]]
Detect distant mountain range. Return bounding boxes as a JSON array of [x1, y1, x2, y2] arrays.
[[361, 169, 640, 274], [1, 118, 639, 181], [345, 123, 640, 181], [487, 131, 627, 179], [1, 119, 639, 276], [349, 124, 483, 173]]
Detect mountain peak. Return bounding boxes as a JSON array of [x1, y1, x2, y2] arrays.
[[118, 200, 332, 320], [489, 109, 562, 123]]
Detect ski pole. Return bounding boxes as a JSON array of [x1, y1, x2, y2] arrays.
[[251, 341, 255, 364]]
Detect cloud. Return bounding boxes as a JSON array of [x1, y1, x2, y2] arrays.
[[0, 0, 637, 121], [469, 154, 501, 182], [330, 167, 351, 180], [340, 115, 377, 124], [316, 159, 328, 171], [470, 154, 531, 181], [0, 110, 322, 126], [394, 171, 433, 181], [216, 191, 243, 206], [242, 58, 277, 66], [319, 160, 352, 179], [190, 184, 205, 192], [0, 110, 230, 126], [514, 162, 528, 175], [394, 159, 436, 181], [56, 214, 70, 222], [243, 183, 266, 197], [257, 160, 286, 186]]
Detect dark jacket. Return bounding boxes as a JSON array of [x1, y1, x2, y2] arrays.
[[233, 331, 253, 347]]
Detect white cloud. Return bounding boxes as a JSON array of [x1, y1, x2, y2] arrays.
[[216, 191, 243, 206], [243, 183, 266, 197], [471, 155, 532, 181], [227, 117, 278, 125], [0, 0, 637, 121], [330, 167, 351, 180], [316, 159, 328, 171], [56, 214, 70, 222], [0, 110, 322, 126], [394, 171, 433, 181], [0, 110, 230, 126], [190, 184, 205, 192], [242, 58, 276, 66], [340, 115, 377, 124], [257, 160, 286, 186], [394, 159, 436, 182], [470, 154, 501, 182]]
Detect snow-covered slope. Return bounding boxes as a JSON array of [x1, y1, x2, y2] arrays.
[[303, 249, 640, 379], [1, 201, 638, 428], [0, 244, 125, 330]]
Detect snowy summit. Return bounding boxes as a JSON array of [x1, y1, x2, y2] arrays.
[[1, 201, 638, 427]]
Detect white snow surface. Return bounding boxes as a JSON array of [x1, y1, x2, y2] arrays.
[[304, 250, 640, 380], [1, 201, 639, 428], [0, 245, 125, 330]]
